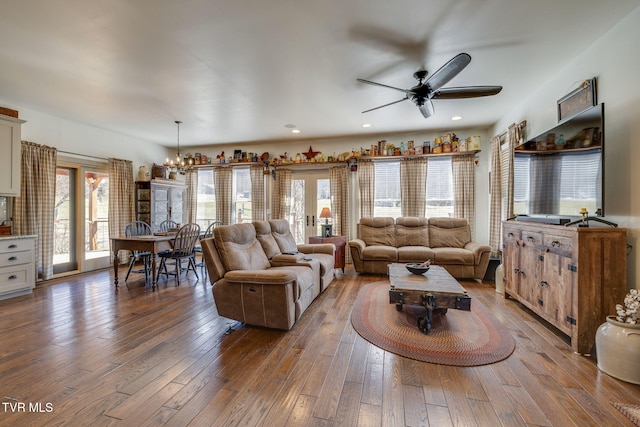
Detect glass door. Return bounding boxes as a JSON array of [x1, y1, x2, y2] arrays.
[[84, 170, 110, 270], [288, 171, 330, 244], [54, 167, 78, 273]]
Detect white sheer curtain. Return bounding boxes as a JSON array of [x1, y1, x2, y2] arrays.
[[13, 141, 57, 280]]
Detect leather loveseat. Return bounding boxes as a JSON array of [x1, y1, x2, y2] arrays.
[[200, 220, 335, 330], [348, 216, 491, 279]]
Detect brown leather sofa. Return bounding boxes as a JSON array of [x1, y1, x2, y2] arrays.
[[348, 216, 491, 279], [200, 221, 335, 330]]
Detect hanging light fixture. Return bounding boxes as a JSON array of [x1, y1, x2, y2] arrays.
[[164, 120, 193, 174]]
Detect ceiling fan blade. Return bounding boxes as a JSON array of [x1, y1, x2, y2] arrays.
[[425, 53, 471, 91], [362, 97, 408, 113], [418, 99, 435, 118], [357, 78, 408, 93], [432, 85, 503, 99]]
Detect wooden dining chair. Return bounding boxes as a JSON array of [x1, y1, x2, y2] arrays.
[[157, 223, 201, 285], [124, 220, 153, 282], [158, 219, 178, 232], [193, 221, 222, 276]]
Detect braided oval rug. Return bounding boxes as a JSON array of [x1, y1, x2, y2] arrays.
[[351, 281, 515, 366]]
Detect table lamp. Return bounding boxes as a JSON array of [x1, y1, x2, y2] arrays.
[[320, 207, 332, 224], [319, 207, 332, 237]]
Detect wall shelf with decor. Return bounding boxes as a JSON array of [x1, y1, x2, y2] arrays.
[[354, 149, 480, 162]]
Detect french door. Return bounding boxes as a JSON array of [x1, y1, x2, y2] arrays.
[[54, 164, 110, 275], [288, 171, 330, 244]]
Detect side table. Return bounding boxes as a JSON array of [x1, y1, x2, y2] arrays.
[[309, 235, 347, 273]]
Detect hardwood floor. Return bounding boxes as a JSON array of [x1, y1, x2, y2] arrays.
[[0, 265, 638, 426]]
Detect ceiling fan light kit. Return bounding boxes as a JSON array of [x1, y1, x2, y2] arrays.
[[357, 53, 502, 118]]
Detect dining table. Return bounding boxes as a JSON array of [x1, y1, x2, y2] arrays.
[[111, 234, 174, 289]]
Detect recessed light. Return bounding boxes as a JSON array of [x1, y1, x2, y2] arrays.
[[362, 123, 372, 128], [291, 129, 301, 134], [451, 116, 462, 121]]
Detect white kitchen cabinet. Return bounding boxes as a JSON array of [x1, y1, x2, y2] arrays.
[[0, 236, 36, 300], [0, 114, 25, 196]]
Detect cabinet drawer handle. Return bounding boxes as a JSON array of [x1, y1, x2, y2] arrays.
[[8, 256, 18, 261], [8, 275, 18, 280], [551, 240, 560, 247], [8, 244, 17, 249], [508, 232, 514, 237], [527, 236, 534, 241], [540, 280, 548, 287]]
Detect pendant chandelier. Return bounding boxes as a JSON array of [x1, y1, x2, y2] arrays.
[[164, 120, 193, 174]]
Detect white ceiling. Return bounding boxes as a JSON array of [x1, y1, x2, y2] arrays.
[[0, 0, 638, 147]]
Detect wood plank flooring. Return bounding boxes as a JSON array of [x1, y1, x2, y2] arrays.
[[0, 265, 638, 426]]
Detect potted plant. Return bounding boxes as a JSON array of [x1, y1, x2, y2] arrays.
[[595, 289, 640, 384]]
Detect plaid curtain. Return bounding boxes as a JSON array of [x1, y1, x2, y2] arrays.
[[250, 164, 265, 221], [452, 154, 475, 235], [489, 135, 503, 256], [357, 160, 374, 218], [13, 141, 57, 281], [400, 157, 427, 217], [108, 157, 135, 264], [272, 168, 291, 220], [184, 168, 198, 224], [330, 165, 350, 262], [214, 167, 233, 225], [501, 124, 516, 220]]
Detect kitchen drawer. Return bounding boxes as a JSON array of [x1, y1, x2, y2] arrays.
[[0, 250, 33, 268], [0, 238, 35, 253], [521, 230, 543, 246], [543, 234, 573, 252], [0, 265, 33, 297]]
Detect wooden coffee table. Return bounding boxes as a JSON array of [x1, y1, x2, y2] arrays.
[[388, 263, 471, 333]]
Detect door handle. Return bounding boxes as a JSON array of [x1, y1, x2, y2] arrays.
[[306, 215, 309, 226], [312, 216, 315, 227]]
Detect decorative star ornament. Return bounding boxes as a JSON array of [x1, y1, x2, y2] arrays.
[[303, 146, 320, 160]]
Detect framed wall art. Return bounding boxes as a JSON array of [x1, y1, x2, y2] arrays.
[[557, 77, 597, 123]]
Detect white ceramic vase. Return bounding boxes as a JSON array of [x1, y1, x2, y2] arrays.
[[595, 316, 640, 384], [495, 263, 504, 296]]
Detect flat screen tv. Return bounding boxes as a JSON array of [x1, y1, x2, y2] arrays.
[[513, 103, 604, 218]]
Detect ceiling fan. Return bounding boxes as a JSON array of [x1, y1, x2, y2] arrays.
[[357, 53, 502, 118]]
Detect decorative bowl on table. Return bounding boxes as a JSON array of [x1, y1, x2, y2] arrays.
[[405, 262, 430, 275]]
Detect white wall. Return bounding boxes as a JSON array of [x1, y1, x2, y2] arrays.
[[491, 5, 640, 288], [17, 106, 167, 168]]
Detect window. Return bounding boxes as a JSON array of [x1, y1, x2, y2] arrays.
[[196, 168, 216, 228], [425, 157, 453, 217], [372, 158, 454, 218], [374, 161, 401, 217], [232, 168, 252, 224]]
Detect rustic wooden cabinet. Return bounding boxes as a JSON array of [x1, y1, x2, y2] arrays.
[[0, 114, 25, 196], [136, 180, 186, 231], [502, 220, 627, 354], [308, 235, 347, 272]]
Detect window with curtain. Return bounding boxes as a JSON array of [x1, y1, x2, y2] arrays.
[[373, 161, 401, 217], [372, 157, 454, 218], [232, 167, 252, 224], [196, 168, 216, 228], [425, 156, 453, 217]]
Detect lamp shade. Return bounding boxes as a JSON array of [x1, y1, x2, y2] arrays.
[[319, 207, 332, 219]]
